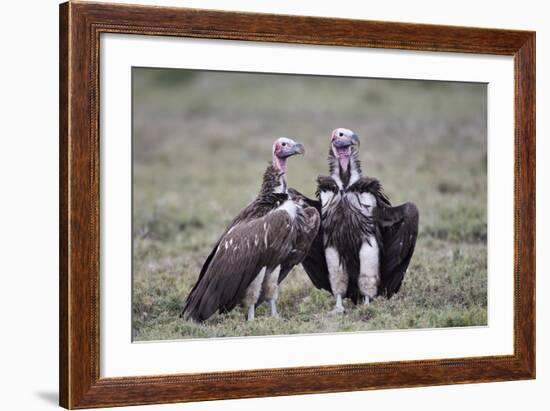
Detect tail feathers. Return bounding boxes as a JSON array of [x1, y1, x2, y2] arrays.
[[181, 296, 203, 322], [181, 286, 217, 323]]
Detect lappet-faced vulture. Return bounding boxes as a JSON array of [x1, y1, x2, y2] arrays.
[[182, 138, 320, 322], [294, 128, 419, 313]]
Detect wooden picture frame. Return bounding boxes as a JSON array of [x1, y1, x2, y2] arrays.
[[59, 1, 535, 408]]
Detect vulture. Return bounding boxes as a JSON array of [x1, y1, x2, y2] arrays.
[[182, 138, 320, 322], [294, 128, 419, 313]]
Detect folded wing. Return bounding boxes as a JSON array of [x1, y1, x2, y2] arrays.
[[182, 209, 294, 322]]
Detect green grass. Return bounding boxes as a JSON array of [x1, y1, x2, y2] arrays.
[[132, 68, 487, 341]]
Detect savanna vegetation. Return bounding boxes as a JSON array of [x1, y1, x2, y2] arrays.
[[132, 68, 487, 341]]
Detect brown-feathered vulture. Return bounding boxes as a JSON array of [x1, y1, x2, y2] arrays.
[[182, 138, 320, 322], [293, 128, 419, 313]]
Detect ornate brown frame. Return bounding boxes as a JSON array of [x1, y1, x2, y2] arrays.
[[59, 1, 535, 409]]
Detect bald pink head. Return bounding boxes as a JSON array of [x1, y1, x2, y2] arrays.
[[330, 128, 360, 171], [272, 137, 305, 173]]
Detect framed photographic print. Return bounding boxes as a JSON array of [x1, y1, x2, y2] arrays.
[[59, 1, 535, 409]]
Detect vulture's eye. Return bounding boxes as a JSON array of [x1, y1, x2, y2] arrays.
[[282, 142, 287, 147], [339, 132, 344, 137]]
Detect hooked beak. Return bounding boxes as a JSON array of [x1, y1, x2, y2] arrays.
[[278, 142, 305, 158], [293, 143, 305, 155]]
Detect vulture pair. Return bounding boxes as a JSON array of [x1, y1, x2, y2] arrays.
[[182, 129, 418, 322]]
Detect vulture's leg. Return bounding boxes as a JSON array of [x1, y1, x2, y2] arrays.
[[358, 236, 380, 305], [269, 300, 278, 318], [262, 265, 281, 318], [247, 305, 255, 321], [242, 267, 267, 321], [325, 247, 347, 313], [335, 294, 344, 312]]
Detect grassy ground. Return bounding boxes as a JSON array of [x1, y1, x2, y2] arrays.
[[132, 68, 487, 341]]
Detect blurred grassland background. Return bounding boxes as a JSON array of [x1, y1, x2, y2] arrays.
[[132, 68, 487, 341]]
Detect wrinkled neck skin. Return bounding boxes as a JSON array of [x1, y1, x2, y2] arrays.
[[260, 161, 287, 197], [272, 154, 288, 193], [328, 147, 362, 190], [272, 154, 287, 175]]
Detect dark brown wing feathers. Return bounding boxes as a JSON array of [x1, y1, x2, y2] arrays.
[[257, 201, 321, 305], [377, 201, 419, 297], [182, 209, 294, 321], [287, 188, 332, 292]]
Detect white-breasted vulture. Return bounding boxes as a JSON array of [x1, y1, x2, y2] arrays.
[[182, 138, 320, 322], [293, 128, 419, 313]]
